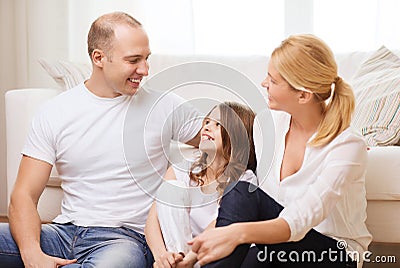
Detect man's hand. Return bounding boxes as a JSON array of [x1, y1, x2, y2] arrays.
[[22, 251, 77, 268]]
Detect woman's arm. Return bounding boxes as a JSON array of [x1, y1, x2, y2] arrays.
[[189, 217, 290, 265]]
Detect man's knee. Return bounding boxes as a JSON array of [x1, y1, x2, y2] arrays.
[[0, 223, 24, 267], [83, 242, 151, 268]]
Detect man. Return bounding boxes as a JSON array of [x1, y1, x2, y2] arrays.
[[0, 12, 201, 267]]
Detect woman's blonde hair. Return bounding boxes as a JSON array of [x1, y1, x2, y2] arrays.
[[189, 102, 256, 196], [271, 34, 355, 146]]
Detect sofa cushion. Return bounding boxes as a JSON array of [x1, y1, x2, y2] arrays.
[[38, 59, 92, 90], [351, 46, 400, 146]]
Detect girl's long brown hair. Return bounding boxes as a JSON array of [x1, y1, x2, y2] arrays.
[[189, 102, 256, 196]]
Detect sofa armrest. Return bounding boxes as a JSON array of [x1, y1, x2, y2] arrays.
[[365, 146, 400, 243], [365, 146, 400, 201], [5, 88, 62, 218]]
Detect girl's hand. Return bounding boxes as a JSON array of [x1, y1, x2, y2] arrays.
[[176, 250, 198, 268], [188, 225, 240, 265], [153, 252, 183, 268]]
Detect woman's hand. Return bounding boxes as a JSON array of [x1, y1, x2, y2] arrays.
[[153, 252, 183, 268], [188, 225, 240, 265]]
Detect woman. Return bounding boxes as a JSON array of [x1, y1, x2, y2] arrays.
[[145, 102, 257, 268], [189, 34, 372, 268]]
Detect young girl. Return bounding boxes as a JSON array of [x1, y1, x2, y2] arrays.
[[190, 34, 372, 268], [145, 102, 257, 268]]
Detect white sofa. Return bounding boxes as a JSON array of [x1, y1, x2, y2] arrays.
[[5, 52, 400, 246]]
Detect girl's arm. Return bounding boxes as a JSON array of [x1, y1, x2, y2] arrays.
[[145, 167, 184, 267], [177, 219, 217, 267]]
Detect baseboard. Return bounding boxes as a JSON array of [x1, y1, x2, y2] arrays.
[[0, 215, 8, 222]]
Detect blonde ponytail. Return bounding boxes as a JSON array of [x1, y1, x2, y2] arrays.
[[309, 77, 355, 146]]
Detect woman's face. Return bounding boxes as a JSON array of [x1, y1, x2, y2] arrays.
[[261, 62, 299, 112], [199, 107, 223, 158]]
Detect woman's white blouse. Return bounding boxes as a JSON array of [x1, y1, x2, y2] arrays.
[[254, 110, 372, 255]]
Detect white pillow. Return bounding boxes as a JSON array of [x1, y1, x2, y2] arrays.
[[351, 46, 400, 146], [38, 59, 92, 90]]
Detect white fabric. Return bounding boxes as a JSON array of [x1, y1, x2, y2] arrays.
[[156, 168, 257, 254], [174, 167, 219, 237], [255, 111, 372, 258], [157, 179, 192, 254], [22, 83, 201, 233], [156, 167, 219, 255]]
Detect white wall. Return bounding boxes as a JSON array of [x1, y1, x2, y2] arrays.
[[0, 0, 17, 216]]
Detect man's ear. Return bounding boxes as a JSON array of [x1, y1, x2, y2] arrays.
[[92, 49, 105, 67], [298, 91, 314, 104]]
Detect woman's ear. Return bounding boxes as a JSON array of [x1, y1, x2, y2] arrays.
[[298, 91, 314, 104], [92, 49, 105, 67]]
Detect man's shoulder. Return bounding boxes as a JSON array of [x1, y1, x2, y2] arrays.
[[35, 84, 85, 117], [136, 88, 186, 110], [47, 83, 84, 104]]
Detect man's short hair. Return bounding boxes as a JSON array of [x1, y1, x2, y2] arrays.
[[87, 12, 142, 59]]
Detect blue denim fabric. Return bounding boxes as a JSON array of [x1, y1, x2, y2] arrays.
[[0, 222, 153, 268], [203, 181, 356, 268]]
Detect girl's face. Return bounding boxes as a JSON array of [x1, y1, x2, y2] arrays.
[[199, 107, 223, 157], [261, 62, 299, 112]]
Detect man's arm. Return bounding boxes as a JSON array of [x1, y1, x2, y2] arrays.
[[8, 155, 76, 267], [184, 131, 201, 148]]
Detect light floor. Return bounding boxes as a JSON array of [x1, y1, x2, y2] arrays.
[[363, 243, 399, 268]]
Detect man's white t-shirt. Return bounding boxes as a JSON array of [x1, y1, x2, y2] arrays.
[[23, 83, 201, 233]]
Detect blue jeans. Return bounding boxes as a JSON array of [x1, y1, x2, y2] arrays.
[[0, 222, 153, 268], [203, 181, 357, 268]]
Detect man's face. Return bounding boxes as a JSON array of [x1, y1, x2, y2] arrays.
[[102, 25, 151, 97]]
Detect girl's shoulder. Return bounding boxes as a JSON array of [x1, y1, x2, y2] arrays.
[[169, 165, 192, 187], [238, 169, 258, 185]]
